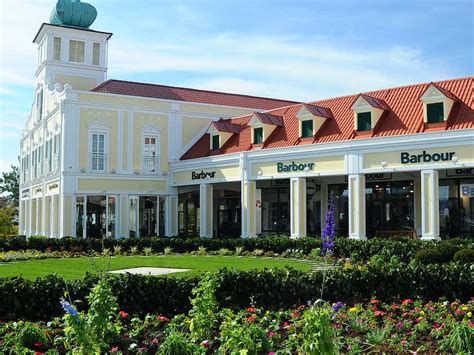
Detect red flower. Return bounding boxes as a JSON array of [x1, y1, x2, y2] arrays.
[[118, 310, 128, 318], [267, 331, 277, 337], [290, 310, 301, 318], [433, 323, 442, 329], [374, 311, 385, 317], [370, 299, 381, 305], [157, 315, 170, 323], [34, 352, 44, 355], [247, 307, 257, 313], [402, 299, 413, 305], [297, 305, 306, 310], [247, 315, 257, 323], [391, 304, 399, 310], [282, 321, 290, 329], [110, 347, 119, 353], [200, 340, 210, 348], [34, 342, 44, 348], [150, 338, 159, 345]]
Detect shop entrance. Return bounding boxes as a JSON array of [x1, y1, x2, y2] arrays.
[[365, 181, 414, 237], [439, 176, 474, 238], [178, 188, 200, 237], [214, 183, 241, 238], [258, 179, 290, 235]]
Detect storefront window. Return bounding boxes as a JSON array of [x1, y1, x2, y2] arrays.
[[86, 195, 107, 238], [439, 178, 474, 238], [75, 196, 85, 238], [260, 181, 290, 235], [328, 184, 348, 236], [159, 197, 166, 236], [215, 188, 241, 238], [129, 197, 138, 237], [178, 190, 200, 237], [365, 181, 414, 237], [107, 196, 116, 238], [306, 179, 321, 236], [139, 196, 157, 237]]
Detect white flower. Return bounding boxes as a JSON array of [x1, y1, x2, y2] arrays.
[[129, 343, 138, 349]]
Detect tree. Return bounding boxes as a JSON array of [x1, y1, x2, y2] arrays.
[[0, 165, 19, 207], [0, 206, 16, 236]]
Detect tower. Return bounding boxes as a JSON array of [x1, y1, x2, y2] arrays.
[[32, 0, 112, 92]]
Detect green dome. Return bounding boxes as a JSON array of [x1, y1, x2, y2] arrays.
[[50, 0, 97, 29]]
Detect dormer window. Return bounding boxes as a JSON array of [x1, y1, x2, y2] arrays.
[[301, 119, 313, 138], [426, 102, 444, 123], [207, 119, 241, 151], [211, 134, 220, 150], [248, 112, 283, 146], [357, 112, 372, 131], [420, 83, 458, 127], [295, 104, 333, 139], [253, 127, 264, 144], [351, 94, 389, 133]]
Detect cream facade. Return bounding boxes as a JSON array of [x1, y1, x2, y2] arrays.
[[19, 18, 474, 241]]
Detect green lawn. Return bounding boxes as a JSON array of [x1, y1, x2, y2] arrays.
[[0, 255, 311, 280]]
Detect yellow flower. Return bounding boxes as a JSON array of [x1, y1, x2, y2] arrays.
[[468, 312, 472, 318], [461, 306, 468, 311], [349, 307, 358, 313], [420, 310, 425, 315]]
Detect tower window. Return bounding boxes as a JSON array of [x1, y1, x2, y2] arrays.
[[301, 119, 313, 138], [92, 42, 100, 65], [54, 37, 61, 61], [211, 135, 220, 150], [69, 40, 85, 63], [253, 127, 263, 144], [357, 112, 372, 131], [427, 102, 444, 123]]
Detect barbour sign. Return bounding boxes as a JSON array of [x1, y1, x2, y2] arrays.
[[277, 161, 315, 173], [400, 151, 455, 164]]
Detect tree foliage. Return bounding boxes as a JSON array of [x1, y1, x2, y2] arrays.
[[0, 165, 19, 207]]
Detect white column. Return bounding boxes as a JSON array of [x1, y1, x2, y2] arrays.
[[199, 184, 213, 238], [421, 170, 440, 240], [165, 193, 178, 237], [41, 197, 47, 236], [348, 174, 367, 240], [414, 179, 422, 237], [51, 195, 58, 237], [320, 183, 328, 236], [42, 197, 51, 236], [290, 177, 306, 238], [241, 179, 257, 238], [27, 198, 33, 237], [35, 198, 41, 236], [19, 200, 24, 236]]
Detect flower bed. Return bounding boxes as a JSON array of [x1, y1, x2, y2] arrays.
[[1, 293, 472, 353]]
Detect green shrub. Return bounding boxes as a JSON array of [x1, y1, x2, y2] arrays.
[[436, 243, 460, 263], [1, 262, 472, 321], [415, 249, 444, 264], [453, 249, 474, 264]]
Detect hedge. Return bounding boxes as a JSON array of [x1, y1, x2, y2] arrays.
[[1, 236, 472, 262], [1, 262, 472, 321]]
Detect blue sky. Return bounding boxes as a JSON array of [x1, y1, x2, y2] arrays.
[[0, 0, 472, 172]]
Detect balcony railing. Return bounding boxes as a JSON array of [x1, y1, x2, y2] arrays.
[[90, 153, 108, 172], [142, 155, 159, 174]]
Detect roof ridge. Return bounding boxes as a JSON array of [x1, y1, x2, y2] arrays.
[[91, 78, 299, 104], [309, 76, 473, 104]]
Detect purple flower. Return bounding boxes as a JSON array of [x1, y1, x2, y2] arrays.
[[332, 301, 344, 313], [321, 191, 336, 256], [60, 298, 79, 319]]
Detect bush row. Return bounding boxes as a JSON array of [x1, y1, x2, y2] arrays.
[[1, 236, 472, 262], [1, 262, 472, 321]]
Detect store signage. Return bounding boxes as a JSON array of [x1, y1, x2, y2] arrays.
[[400, 151, 455, 164], [446, 168, 474, 177], [277, 161, 315, 173], [21, 189, 30, 198], [461, 184, 474, 197], [345, 173, 392, 182], [191, 170, 216, 180], [48, 183, 59, 190], [34, 187, 42, 193]]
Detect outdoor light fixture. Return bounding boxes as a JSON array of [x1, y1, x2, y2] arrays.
[[381, 161, 388, 168], [304, 166, 311, 172], [258, 170, 263, 176], [451, 156, 459, 163]]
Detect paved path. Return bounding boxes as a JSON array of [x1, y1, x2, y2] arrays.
[[109, 267, 190, 275]]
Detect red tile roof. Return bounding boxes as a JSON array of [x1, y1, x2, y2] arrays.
[[181, 77, 474, 160], [91, 79, 298, 110]]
